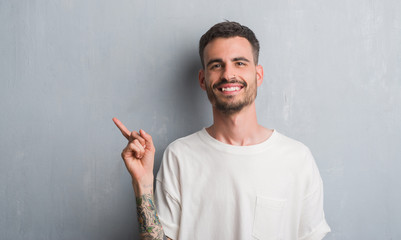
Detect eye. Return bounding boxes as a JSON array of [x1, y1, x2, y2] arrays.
[[236, 62, 246, 66], [211, 64, 222, 69]]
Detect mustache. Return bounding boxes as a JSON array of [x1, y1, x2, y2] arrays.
[[213, 79, 247, 89]]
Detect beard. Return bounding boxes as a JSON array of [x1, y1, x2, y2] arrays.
[[205, 77, 258, 115]]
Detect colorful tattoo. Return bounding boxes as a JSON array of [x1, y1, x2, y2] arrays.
[[136, 192, 167, 240]]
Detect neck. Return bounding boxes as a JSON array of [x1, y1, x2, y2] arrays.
[[206, 103, 272, 146]]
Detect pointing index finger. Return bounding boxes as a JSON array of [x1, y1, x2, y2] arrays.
[[112, 117, 130, 140]]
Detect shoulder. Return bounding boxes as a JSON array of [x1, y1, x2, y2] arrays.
[[159, 129, 206, 174], [274, 132, 322, 180], [274, 131, 312, 156], [269, 131, 319, 175], [162, 129, 207, 160], [166, 129, 204, 151]]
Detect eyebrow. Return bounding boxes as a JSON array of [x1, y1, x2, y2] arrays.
[[206, 57, 251, 67], [232, 57, 250, 63]]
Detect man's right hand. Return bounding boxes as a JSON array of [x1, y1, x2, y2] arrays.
[[112, 117, 155, 196]]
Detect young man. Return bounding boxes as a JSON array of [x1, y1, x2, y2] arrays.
[[113, 21, 330, 240]]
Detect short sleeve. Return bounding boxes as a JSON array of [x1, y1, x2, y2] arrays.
[[298, 150, 331, 240], [155, 147, 182, 240]]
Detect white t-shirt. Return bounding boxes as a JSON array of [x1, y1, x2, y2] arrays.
[[155, 129, 330, 240]]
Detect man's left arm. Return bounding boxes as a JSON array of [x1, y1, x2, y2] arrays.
[[298, 150, 331, 240]]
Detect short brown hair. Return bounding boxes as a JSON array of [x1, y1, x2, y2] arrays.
[[199, 21, 260, 68]]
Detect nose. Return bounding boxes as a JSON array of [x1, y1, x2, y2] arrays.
[[222, 64, 236, 81]]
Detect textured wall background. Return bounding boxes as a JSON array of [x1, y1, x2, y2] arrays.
[[1, 0, 400, 239]]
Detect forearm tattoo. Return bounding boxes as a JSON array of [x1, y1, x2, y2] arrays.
[[136, 192, 167, 240]]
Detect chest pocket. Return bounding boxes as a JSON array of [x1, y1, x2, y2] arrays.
[[252, 196, 287, 240]]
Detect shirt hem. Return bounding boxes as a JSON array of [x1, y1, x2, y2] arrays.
[[159, 217, 179, 240], [299, 219, 331, 240]]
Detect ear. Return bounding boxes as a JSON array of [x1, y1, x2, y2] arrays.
[[256, 65, 264, 87], [198, 69, 206, 91]]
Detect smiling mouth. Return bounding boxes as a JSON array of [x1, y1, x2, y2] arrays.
[[218, 86, 243, 92], [215, 80, 246, 93]]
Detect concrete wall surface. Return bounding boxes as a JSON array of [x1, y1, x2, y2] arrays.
[[1, 0, 400, 239]]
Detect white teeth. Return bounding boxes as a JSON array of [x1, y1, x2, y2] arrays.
[[222, 87, 240, 92]]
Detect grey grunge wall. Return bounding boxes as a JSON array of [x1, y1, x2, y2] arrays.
[[1, 0, 400, 239]]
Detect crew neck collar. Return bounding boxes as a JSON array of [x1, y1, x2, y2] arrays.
[[197, 128, 279, 154]]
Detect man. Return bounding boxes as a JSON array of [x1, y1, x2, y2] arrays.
[[113, 21, 331, 240]]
